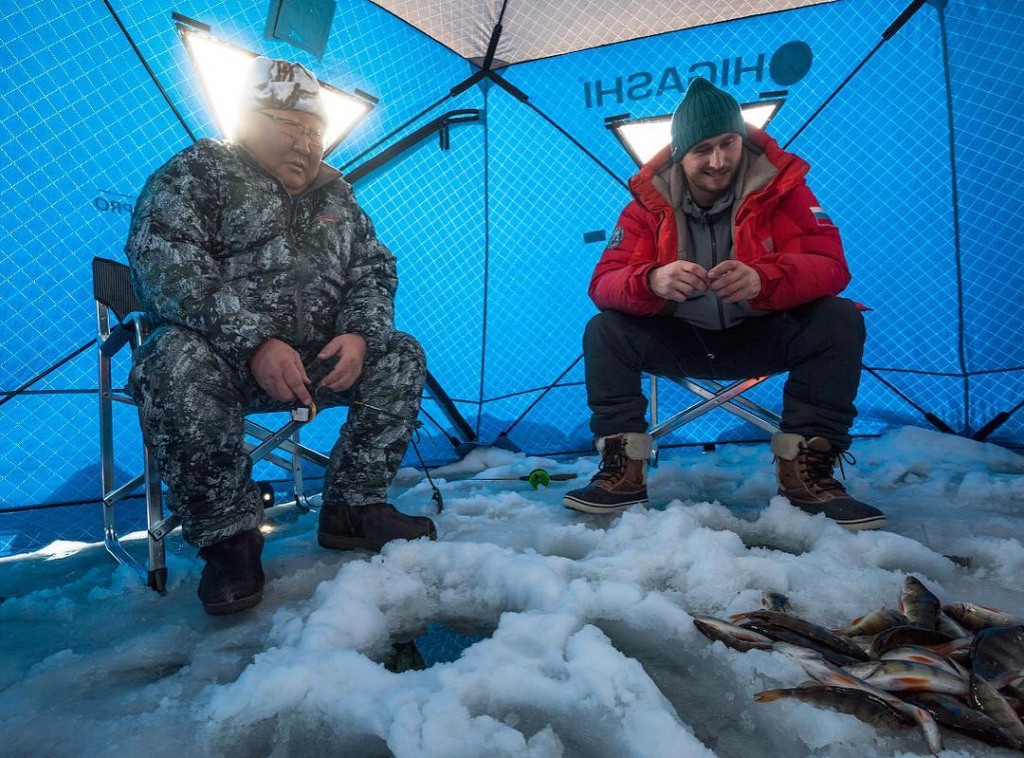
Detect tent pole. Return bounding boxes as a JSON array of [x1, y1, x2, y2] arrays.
[[424, 372, 478, 447], [104, 2, 197, 143], [341, 7, 506, 174], [784, 0, 930, 149], [345, 110, 482, 182], [935, 4, 972, 436]]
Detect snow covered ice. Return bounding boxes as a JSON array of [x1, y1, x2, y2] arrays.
[[2, 426, 1023, 757]]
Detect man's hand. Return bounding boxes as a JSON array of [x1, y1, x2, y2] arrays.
[[648, 261, 710, 301], [250, 338, 313, 405], [708, 260, 761, 303], [317, 333, 367, 392]]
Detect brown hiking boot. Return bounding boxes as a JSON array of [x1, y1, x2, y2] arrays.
[[318, 502, 437, 552], [562, 433, 651, 514], [197, 528, 266, 616], [772, 433, 886, 531]]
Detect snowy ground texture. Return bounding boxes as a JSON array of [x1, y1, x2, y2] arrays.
[[1, 425, 1023, 758]]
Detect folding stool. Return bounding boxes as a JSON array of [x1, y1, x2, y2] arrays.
[[93, 257, 329, 591], [647, 374, 782, 463]]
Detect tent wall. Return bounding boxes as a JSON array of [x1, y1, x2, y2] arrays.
[[0, 0, 480, 543], [467, 0, 969, 447], [1, 1, 1021, 545], [946, 2, 1024, 440]]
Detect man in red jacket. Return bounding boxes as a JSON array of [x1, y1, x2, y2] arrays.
[[562, 77, 885, 531]]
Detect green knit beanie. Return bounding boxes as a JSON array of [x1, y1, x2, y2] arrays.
[[670, 78, 747, 162]]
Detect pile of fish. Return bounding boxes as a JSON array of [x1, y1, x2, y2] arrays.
[[693, 577, 1024, 754]]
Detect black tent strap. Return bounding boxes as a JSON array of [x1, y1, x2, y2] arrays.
[[784, 0, 929, 150], [413, 381, 587, 408], [479, 2, 507, 73], [882, 0, 931, 41], [864, 360, 1024, 440], [486, 71, 628, 190], [0, 497, 125, 515], [0, 389, 98, 398], [341, 4, 630, 195], [340, 90, 462, 173], [862, 364, 1024, 377], [973, 401, 1024, 442], [345, 110, 482, 183], [495, 0, 511, 28], [103, 2, 196, 143], [500, 354, 584, 437], [0, 340, 96, 409], [345, 73, 627, 189], [862, 366, 956, 434]]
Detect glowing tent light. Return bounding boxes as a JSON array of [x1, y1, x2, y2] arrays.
[[178, 24, 375, 156], [609, 100, 784, 166]]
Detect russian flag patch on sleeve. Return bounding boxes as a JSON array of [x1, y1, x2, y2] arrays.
[[810, 206, 834, 226]]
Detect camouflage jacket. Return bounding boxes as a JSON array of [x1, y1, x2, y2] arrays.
[[125, 138, 397, 370]]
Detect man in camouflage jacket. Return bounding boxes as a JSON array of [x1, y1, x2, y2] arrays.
[[126, 57, 435, 616]]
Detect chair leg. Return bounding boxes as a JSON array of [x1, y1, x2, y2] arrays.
[[97, 304, 168, 592], [245, 418, 329, 511], [289, 428, 314, 512], [143, 445, 167, 592], [101, 399, 328, 593], [98, 313, 149, 584]]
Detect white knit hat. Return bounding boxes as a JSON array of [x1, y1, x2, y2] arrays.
[[240, 57, 328, 123]]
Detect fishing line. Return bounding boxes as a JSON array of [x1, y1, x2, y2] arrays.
[[310, 388, 444, 513]]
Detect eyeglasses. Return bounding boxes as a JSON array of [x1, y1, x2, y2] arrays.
[[258, 111, 325, 144]]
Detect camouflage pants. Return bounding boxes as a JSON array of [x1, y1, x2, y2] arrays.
[[129, 326, 426, 547]]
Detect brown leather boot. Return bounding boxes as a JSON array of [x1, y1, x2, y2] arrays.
[[197, 528, 265, 616], [318, 502, 437, 552], [562, 433, 651, 514], [772, 433, 886, 531]]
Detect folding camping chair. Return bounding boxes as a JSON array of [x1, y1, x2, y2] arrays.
[[647, 373, 782, 463], [93, 257, 330, 592]]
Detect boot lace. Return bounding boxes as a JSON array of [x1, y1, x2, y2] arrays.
[[593, 442, 628, 484], [800, 445, 856, 493]]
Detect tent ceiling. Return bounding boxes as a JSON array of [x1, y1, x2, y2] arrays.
[[370, 0, 836, 66]]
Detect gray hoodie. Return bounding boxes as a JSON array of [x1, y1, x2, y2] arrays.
[[649, 144, 775, 330]]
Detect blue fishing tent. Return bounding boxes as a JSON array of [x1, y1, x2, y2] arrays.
[[1, 0, 1021, 550]]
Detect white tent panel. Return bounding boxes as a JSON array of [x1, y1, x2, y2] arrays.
[[371, 0, 836, 65]]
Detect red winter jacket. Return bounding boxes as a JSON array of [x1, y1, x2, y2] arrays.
[[590, 127, 850, 316]]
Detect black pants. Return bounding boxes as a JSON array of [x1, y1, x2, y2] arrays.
[[582, 297, 865, 448]]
